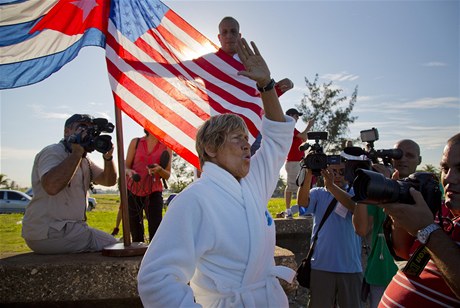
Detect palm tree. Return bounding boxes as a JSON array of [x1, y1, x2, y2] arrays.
[[0, 174, 10, 188], [421, 164, 439, 174], [421, 164, 441, 180], [9, 180, 18, 190]]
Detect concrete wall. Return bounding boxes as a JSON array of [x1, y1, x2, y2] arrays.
[[1, 247, 298, 307], [274, 216, 313, 265]]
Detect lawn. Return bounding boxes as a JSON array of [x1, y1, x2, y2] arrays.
[[0, 194, 290, 256]]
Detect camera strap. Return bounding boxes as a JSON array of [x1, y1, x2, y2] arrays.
[[60, 139, 72, 153], [382, 216, 406, 262], [296, 166, 306, 187], [402, 211, 448, 277], [310, 198, 338, 248], [402, 245, 431, 277]]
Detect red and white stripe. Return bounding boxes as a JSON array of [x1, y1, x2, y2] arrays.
[[106, 8, 263, 168]]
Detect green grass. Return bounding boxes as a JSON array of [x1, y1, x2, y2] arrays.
[[0, 195, 289, 256]]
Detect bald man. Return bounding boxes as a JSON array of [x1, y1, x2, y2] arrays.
[[392, 139, 422, 178]]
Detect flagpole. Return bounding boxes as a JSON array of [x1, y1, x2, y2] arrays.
[[102, 104, 147, 257]]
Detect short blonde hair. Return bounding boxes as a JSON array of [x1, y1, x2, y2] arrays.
[[196, 114, 248, 168]]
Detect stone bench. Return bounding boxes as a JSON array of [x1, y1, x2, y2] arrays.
[[0, 246, 298, 307]]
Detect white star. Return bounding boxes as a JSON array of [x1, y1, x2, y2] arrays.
[[71, 0, 99, 22]]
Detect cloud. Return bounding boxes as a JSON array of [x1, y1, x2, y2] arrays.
[[29, 105, 70, 120], [422, 61, 447, 67], [0, 147, 38, 160], [321, 71, 359, 82], [354, 96, 459, 113], [356, 95, 374, 102], [400, 97, 459, 109], [27, 104, 114, 122]]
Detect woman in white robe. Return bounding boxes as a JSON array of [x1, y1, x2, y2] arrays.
[[138, 38, 296, 307]]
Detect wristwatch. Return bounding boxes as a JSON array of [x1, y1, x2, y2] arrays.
[[416, 223, 441, 245], [257, 78, 275, 92]]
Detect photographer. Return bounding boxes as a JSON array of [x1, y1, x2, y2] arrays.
[[297, 155, 363, 308], [378, 133, 460, 306], [352, 139, 421, 307], [22, 114, 118, 254]]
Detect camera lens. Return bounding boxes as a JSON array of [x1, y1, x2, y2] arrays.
[[305, 153, 327, 170], [93, 135, 113, 154], [352, 169, 400, 203], [377, 148, 403, 160]]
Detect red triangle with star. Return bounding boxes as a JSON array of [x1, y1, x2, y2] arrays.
[[30, 0, 110, 35]]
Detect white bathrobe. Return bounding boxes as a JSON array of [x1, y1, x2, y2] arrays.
[[138, 115, 296, 308]]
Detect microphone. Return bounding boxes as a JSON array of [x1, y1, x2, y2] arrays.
[[159, 151, 170, 190], [159, 151, 170, 169], [132, 173, 141, 182]]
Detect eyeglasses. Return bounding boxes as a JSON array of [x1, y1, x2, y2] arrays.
[[331, 168, 345, 176]]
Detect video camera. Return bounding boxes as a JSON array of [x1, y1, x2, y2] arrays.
[[356, 127, 403, 166], [352, 168, 442, 215], [68, 118, 114, 154], [299, 132, 341, 176]]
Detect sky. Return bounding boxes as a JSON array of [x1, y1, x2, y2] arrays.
[[1, 0, 459, 189]]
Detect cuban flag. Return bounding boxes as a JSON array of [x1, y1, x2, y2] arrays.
[[0, 0, 110, 89], [1, 0, 263, 169]]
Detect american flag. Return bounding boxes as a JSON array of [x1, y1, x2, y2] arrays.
[[105, 0, 264, 168]]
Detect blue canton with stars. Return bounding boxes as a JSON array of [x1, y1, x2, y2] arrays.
[[110, 0, 169, 42]]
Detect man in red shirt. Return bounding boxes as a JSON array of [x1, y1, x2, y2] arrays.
[[378, 133, 460, 307], [284, 108, 314, 218], [217, 16, 293, 157]]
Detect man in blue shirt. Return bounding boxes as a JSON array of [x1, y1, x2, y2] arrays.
[[297, 162, 363, 308]]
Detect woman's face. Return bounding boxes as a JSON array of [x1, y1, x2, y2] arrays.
[[208, 129, 251, 181]]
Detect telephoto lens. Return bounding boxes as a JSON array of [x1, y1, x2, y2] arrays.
[[352, 169, 442, 215], [352, 169, 401, 204]]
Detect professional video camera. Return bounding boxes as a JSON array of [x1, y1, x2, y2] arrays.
[[341, 127, 402, 185], [347, 128, 403, 166], [299, 132, 341, 176], [352, 168, 442, 215], [68, 118, 114, 154]]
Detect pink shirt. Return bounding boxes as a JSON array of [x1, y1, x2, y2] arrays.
[[127, 138, 167, 196]]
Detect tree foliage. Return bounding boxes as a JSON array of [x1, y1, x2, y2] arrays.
[[297, 74, 358, 154], [0, 174, 11, 188], [420, 164, 441, 180], [169, 153, 194, 193]]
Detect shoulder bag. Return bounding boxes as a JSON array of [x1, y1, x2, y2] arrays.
[[296, 197, 338, 288]]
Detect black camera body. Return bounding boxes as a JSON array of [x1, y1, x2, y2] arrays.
[[366, 148, 403, 166], [68, 118, 114, 154], [352, 169, 442, 215], [300, 132, 341, 176]]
